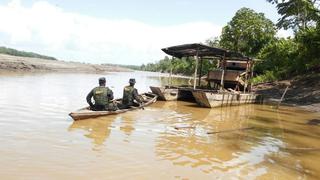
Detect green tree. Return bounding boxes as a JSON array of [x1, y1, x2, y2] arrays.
[[220, 8, 276, 57], [267, 0, 320, 30], [257, 38, 299, 76], [205, 37, 221, 47]]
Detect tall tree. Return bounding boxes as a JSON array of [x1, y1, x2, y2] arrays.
[[219, 8, 276, 57], [267, 0, 320, 30]]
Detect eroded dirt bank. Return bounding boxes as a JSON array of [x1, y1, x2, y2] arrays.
[[0, 54, 131, 73], [253, 73, 320, 112]]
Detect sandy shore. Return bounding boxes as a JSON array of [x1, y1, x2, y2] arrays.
[[253, 73, 320, 112], [0, 54, 132, 73]]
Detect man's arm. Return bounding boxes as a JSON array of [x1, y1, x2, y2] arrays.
[[86, 89, 94, 107], [107, 88, 114, 100], [133, 88, 143, 103]]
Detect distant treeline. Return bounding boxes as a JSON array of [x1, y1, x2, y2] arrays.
[[0, 46, 57, 60], [103, 63, 141, 70], [140, 56, 216, 76]]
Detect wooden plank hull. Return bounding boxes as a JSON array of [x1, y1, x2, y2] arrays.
[[69, 93, 158, 120], [149, 86, 178, 101], [192, 90, 260, 108]]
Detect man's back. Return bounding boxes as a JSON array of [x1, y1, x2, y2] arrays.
[[92, 86, 112, 106], [122, 85, 135, 106]]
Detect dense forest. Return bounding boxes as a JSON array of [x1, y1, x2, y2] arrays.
[[139, 0, 320, 84], [0, 46, 57, 60]]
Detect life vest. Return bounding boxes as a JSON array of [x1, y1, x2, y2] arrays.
[[93, 86, 110, 106], [122, 85, 134, 105]]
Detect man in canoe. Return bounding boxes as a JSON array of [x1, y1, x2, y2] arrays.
[[86, 77, 117, 111], [120, 78, 144, 109]]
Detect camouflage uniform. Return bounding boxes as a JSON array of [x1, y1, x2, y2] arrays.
[[86, 86, 115, 111], [122, 85, 142, 107]]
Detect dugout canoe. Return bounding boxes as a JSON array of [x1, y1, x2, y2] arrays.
[[69, 93, 158, 120]]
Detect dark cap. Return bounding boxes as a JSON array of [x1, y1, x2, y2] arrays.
[[99, 77, 106, 84], [129, 78, 136, 84]]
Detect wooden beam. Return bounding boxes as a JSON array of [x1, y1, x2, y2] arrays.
[[198, 57, 203, 87], [169, 57, 174, 88], [244, 58, 249, 93], [249, 61, 254, 92], [193, 55, 199, 89], [220, 53, 226, 90]]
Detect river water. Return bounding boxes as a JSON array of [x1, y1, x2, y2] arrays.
[[0, 71, 319, 179]]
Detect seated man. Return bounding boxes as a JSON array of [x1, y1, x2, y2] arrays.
[[86, 77, 115, 111], [121, 78, 144, 109]]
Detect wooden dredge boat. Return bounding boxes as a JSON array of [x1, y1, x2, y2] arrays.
[[149, 86, 178, 101], [150, 43, 262, 108], [69, 93, 158, 120], [149, 85, 195, 101], [192, 90, 260, 108]]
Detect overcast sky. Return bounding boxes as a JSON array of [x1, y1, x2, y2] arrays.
[[0, 0, 290, 65]]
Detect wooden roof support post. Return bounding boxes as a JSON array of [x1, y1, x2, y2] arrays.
[[198, 57, 203, 87], [169, 56, 174, 88], [244, 58, 249, 93], [193, 55, 199, 90], [220, 53, 226, 91], [249, 61, 254, 92]]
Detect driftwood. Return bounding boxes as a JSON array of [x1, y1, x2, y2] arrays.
[[280, 147, 320, 152], [207, 127, 254, 134], [277, 85, 290, 108], [174, 125, 196, 130]]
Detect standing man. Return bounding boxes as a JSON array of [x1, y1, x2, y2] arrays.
[[86, 77, 114, 111], [121, 78, 144, 108]]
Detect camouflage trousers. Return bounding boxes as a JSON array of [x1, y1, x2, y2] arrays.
[[93, 102, 119, 111]]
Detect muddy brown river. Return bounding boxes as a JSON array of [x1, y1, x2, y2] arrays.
[[0, 72, 319, 179]]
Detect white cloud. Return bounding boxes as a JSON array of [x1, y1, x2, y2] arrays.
[[0, 0, 222, 65], [276, 29, 293, 38]]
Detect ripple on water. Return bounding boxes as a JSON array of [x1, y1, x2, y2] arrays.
[[0, 73, 320, 179]]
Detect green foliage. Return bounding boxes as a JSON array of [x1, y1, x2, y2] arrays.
[[251, 70, 279, 84], [140, 56, 216, 76], [266, 0, 320, 30], [220, 7, 276, 57], [295, 26, 320, 71], [205, 37, 221, 48], [256, 38, 299, 76], [0, 46, 57, 60], [144, 4, 320, 81]]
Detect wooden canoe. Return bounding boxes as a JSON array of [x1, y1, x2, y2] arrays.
[[69, 93, 158, 120]]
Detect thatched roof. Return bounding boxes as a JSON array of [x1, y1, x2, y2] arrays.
[[161, 43, 249, 60]]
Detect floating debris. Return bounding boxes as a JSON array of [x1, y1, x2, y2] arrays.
[[207, 127, 254, 134], [174, 125, 196, 130]]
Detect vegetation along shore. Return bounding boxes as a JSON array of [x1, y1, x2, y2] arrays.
[[136, 4, 320, 111]]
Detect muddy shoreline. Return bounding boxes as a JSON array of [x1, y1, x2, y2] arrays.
[[0, 54, 132, 73], [253, 73, 320, 112]]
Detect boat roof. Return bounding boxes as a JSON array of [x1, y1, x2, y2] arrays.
[[161, 43, 250, 61]]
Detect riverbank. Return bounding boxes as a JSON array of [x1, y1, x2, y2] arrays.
[[253, 73, 320, 112], [0, 54, 132, 73]]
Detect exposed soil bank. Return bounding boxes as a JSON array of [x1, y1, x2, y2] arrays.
[[253, 73, 320, 112], [0, 54, 132, 73]]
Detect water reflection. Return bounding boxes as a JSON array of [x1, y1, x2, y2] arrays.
[[68, 116, 117, 150], [68, 112, 139, 148], [153, 103, 319, 178]]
